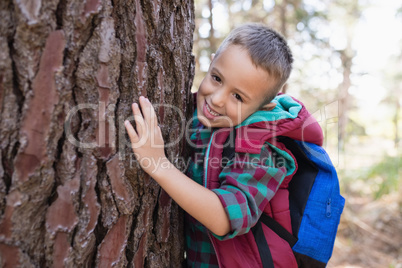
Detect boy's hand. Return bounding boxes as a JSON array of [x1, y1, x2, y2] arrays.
[[124, 96, 169, 175], [125, 97, 230, 236]]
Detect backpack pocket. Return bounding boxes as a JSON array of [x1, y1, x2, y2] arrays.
[[292, 141, 345, 266]]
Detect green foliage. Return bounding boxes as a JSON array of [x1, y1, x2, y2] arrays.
[[339, 152, 401, 200], [367, 155, 401, 199], [346, 118, 366, 137]]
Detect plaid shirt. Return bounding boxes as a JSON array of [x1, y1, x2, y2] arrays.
[[185, 112, 295, 267]]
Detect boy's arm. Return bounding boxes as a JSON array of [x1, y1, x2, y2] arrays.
[[124, 96, 230, 236], [152, 159, 230, 236]]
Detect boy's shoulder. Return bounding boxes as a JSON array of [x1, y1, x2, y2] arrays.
[[236, 93, 323, 149]]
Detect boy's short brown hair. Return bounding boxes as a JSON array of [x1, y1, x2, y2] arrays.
[[215, 23, 293, 104]]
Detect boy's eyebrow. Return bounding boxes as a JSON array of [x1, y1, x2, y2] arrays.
[[211, 67, 252, 101]]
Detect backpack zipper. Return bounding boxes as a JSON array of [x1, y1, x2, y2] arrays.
[[326, 198, 332, 218]]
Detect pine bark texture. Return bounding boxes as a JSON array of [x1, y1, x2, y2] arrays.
[[0, 0, 195, 267]]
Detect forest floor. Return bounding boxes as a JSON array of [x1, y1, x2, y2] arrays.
[[328, 192, 402, 268]]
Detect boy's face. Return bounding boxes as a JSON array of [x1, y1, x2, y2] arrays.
[[196, 45, 277, 128]]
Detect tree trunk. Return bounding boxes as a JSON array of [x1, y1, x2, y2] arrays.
[[279, 0, 288, 38], [338, 48, 353, 151], [0, 0, 195, 267], [394, 98, 399, 148], [207, 0, 216, 53]]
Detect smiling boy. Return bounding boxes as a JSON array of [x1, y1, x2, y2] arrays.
[[125, 24, 323, 267], [197, 44, 277, 128]]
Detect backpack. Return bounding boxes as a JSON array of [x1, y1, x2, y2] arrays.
[[222, 132, 345, 268]]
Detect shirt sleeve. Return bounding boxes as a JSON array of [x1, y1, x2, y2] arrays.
[[211, 142, 295, 240]]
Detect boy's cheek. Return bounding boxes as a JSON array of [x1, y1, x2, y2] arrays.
[[198, 79, 213, 95]]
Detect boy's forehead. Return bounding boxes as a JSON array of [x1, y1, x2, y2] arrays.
[[215, 45, 270, 77]]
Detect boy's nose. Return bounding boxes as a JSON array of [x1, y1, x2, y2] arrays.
[[211, 89, 226, 108]]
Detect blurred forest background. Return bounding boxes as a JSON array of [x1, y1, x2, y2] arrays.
[[191, 0, 402, 267]]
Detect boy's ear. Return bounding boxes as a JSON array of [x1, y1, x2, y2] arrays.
[[260, 102, 276, 111]]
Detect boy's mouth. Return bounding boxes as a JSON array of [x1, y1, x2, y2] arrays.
[[203, 101, 222, 119]]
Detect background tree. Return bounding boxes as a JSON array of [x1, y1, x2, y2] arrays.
[[0, 0, 194, 267]]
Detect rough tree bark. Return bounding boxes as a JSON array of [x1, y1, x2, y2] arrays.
[[0, 0, 195, 267]]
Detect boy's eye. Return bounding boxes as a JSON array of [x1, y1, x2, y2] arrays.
[[211, 75, 222, 83], [233, 93, 243, 102]]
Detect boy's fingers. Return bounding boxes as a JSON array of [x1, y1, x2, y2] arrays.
[[132, 102, 147, 136], [132, 102, 142, 118], [124, 120, 139, 143], [139, 96, 159, 130], [139, 96, 150, 123], [148, 100, 159, 130]]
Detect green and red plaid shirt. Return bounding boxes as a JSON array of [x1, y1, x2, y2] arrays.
[[185, 110, 296, 267]]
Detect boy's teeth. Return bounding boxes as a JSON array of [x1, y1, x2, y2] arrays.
[[207, 104, 220, 116]]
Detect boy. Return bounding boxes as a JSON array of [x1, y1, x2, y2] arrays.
[[125, 24, 323, 267]]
